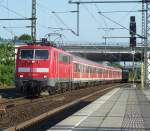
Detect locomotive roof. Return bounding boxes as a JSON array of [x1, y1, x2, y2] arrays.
[[17, 44, 52, 49]]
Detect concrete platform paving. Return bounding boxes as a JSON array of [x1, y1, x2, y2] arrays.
[[47, 84, 150, 131]]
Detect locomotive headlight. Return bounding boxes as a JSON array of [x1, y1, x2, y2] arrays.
[[20, 75, 23, 78], [44, 75, 47, 78]]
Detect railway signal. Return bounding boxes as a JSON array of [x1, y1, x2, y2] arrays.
[[130, 16, 136, 35], [129, 16, 136, 48]]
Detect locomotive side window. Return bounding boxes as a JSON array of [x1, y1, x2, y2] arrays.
[[63, 55, 69, 63], [20, 50, 34, 59], [35, 50, 49, 59], [59, 53, 69, 63], [59, 54, 63, 62]]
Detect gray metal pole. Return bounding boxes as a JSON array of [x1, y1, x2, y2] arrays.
[[31, 0, 36, 41], [132, 48, 135, 86], [77, 3, 80, 36]]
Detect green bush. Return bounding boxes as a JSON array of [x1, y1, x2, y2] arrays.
[[0, 43, 15, 86], [0, 64, 15, 85]]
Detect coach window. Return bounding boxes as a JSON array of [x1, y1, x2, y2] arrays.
[[97, 69, 99, 73], [89, 67, 91, 73], [85, 66, 87, 73], [90, 67, 91, 73], [82, 65, 84, 73], [96, 69, 98, 74], [88, 66, 90, 73], [103, 70, 106, 74], [74, 63, 77, 72], [74, 63, 79, 72], [83, 65, 86, 73], [79, 64, 82, 72], [100, 69, 102, 74], [85, 66, 88, 73], [80, 64, 82, 73], [94, 68, 96, 73]]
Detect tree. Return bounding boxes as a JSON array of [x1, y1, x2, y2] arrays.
[[0, 43, 15, 64], [18, 34, 31, 41]]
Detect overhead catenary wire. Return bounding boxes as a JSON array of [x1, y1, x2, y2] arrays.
[[82, 4, 102, 27], [36, 2, 71, 41], [51, 11, 78, 14], [3, 26, 31, 28], [82, 4, 113, 38], [0, 2, 28, 18], [37, 1, 78, 37], [0, 0, 55, 39], [69, 0, 148, 4], [118, 4, 141, 23], [93, 3, 109, 36], [51, 12, 71, 30], [36, 2, 62, 30], [37, 1, 77, 34], [98, 12, 144, 38], [99, 10, 144, 14], [51, 11, 78, 35]]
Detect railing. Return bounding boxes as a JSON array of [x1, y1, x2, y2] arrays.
[[58, 41, 143, 47], [0, 40, 145, 48]]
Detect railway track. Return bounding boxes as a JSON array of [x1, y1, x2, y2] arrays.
[[0, 94, 61, 109], [0, 83, 128, 130], [0, 83, 118, 108]]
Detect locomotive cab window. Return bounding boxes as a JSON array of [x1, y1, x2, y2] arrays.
[[20, 49, 49, 59], [35, 50, 49, 59], [20, 50, 34, 59]]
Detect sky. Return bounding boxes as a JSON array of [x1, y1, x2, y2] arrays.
[[0, 0, 143, 44]]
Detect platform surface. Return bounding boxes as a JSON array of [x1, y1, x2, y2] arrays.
[[47, 84, 150, 131]]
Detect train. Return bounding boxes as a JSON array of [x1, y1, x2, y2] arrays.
[[122, 69, 129, 82], [15, 41, 122, 96]]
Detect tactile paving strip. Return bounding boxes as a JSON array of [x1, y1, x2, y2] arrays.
[[121, 89, 145, 131]]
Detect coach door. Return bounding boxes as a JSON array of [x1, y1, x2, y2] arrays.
[[69, 56, 72, 82]]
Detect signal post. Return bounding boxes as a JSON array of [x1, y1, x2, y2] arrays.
[[129, 16, 136, 88]]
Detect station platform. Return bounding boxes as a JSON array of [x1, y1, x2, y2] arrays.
[[47, 85, 150, 131]]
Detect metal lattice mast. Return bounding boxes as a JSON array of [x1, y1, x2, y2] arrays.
[[142, 1, 146, 85], [145, 1, 150, 88], [142, 1, 145, 45], [31, 0, 36, 41]]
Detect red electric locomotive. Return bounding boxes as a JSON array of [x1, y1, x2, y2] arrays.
[[15, 42, 122, 95]]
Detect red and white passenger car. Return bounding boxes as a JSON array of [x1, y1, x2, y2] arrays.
[[15, 42, 122, 95]]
